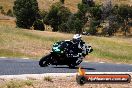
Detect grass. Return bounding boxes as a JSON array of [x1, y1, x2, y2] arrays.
[[0, 49, 32, 58], [0, 23, 73, 59], [44, 76, 53, 82], [84, 36, 132, 63], [6, 81, 23, 88], [0, 23, 132, 63], [24, 80, 33, 86], [0, 80, 34, 88]]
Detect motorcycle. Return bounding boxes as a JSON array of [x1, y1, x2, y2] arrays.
[[39, 40, 93, 68]]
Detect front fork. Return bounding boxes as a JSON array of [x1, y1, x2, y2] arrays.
[[76, 56, 84, 65]]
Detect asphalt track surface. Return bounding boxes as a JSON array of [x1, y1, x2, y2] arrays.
[[0, 58, 132, 75]]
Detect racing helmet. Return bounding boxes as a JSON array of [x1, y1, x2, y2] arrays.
[[73, 34, 82, 41]]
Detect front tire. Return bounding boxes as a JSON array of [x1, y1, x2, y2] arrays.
[[68, 58, 82, 68], [68, 63, 76, 68], [39, 54, 51, 67]]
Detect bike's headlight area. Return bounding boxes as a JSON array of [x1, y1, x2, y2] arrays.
[[52, 47, 60, 52], [52, 47, 64, 54]]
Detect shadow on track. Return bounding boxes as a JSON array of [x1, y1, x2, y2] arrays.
[[53, 66, 96, 70]]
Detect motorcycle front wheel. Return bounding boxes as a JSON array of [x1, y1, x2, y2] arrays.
[[68, 64, 76, 68], [39, 54, 51, 67], [68, 61, 79, 68], [68, 57, 83, 68]]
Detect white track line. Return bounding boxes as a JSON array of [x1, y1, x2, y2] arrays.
[[0, 57, 7, 58], [99, 62, 105, 63], [22, 58, 30, 59], [0, 73, 76, 80], [0, 57, 30, 59], [0, 72, 132, 80]]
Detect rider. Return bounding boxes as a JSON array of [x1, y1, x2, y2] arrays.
[[72, 34, 84, 47], [70, 34, 85, 57]]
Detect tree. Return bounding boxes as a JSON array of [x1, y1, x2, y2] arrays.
[[101, 0, 113, 20], [85, 4, 102, 35], [76, 3, 88, 24], [40, 10, 48, 19], [60, 14, 75, 33], [67, 3, 89, 34], [60, 0, 65, 4], [13, 0, 40, 29], [1, 9, 6, 15], [7, 9, 14, 17], [88, 20, 99, 35], [0, 6, 3, 10], [100, 0, 119, 36], [44, 4, 59, 31], [44, 2, 71, 32], [33, 19, 45, 31], [59, 14, 84, 33], [73, 18, 83, 33], [59, 2, 87, 33], [89, 5, 102, 20], [82, 0, 95, 7], [117, 5, 132, 36]]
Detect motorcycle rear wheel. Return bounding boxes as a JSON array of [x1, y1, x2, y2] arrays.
[[39, 54, 51, 67]]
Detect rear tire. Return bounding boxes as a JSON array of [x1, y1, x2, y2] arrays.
[[39, 54, 51, 67]]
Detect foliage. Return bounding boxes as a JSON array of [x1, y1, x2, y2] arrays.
[[101, 0, 113, 20], [77, 3, 88, 24], [44, 2, 71, 32], [117, 5, 132, 36], [88, 20, 98, 35], [6, 81, 23, 88], [0, 6, 3, 10], [13, 0, 40, 29], [60, 0, 65, 4], [40, 10, 48, 19], [59, 2, 87, 33], [0, 0, 131, 36], [85, 4, 102, 35], [89, 5, 102, 20], [24, 80, 33, 86], [59, 14, 75, 33], [88, 1, 132, 36], [82, 0, 95, 7], [68, 16, 83, 33], [44, 76, 53, 82], [0, 6, 5, 15], [65, 3, 90, 34], [1, 9, 6, 15], [7, 9, 14, 17], [33, 19, 45, 31], [44, 5, 59, 31]]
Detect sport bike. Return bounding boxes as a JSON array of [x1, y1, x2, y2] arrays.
[[39, 40, 93, 68]]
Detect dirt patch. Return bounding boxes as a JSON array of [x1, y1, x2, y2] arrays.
[[0, 14, 16, 27]]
